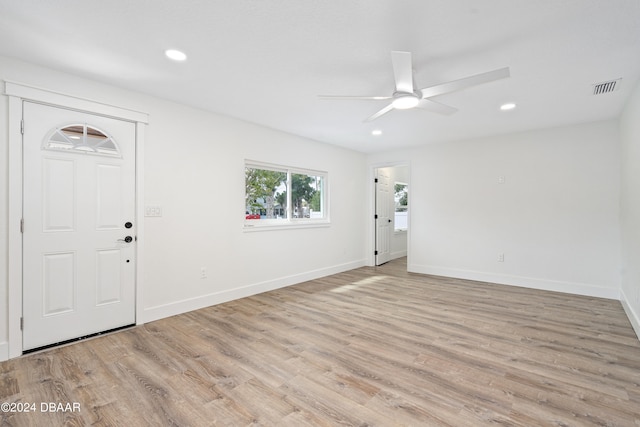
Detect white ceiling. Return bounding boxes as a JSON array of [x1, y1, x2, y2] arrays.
[[1, 0, 639, 153]]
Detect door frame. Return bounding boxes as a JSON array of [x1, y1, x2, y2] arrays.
[[5, 81, 148, 359], [368, 161, 411, 267]]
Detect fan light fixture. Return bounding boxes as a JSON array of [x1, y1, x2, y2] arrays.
[[392, 93, 419, 110], [318, 51, 510, 122], [165, 49, 187, 61]]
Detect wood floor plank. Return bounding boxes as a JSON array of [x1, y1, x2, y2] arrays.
[[2, 257, 640, 426]]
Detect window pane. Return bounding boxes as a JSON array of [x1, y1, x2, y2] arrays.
[[44, 124, 120, 157], [291, 173, 324, 219], [394, 183, 408, 231], [244, 162, 328, 228], [245, 167, 288, 220]]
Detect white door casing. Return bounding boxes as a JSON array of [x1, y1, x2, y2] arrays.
[[22, 101, 136, 350], [375, 168, 392, 266]]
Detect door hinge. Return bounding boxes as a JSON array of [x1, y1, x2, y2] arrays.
[[375, 214, 378, 219], [20, 218, 24, 233], [375, 250, 379, 256], [374, 178, 378, 183], [20, 317, 24, 331], [20, 119, 24, 135]]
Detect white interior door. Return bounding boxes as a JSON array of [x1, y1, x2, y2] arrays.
[[375, 168, 392, 266], [22, 101, 136, 351]]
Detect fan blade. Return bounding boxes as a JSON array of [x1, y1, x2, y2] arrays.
[[420, 67, 510, 99], [391, 51, 414, 93], [318, 95, 391, 100], [364, 104, 394, 122], [416, 99, 458, 115]]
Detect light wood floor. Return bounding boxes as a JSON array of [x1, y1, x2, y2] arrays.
[[2, 258, 640, 426]]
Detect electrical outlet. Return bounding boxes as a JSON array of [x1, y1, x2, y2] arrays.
[[200, 267, 207, 279], [498, 253, 505, 262]]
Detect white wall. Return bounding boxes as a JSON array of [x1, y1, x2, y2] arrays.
[[142, 108, 368, 320], [620, 78, 640, 337], [0, 56, 368, 359], [369, 121, 621, 299]]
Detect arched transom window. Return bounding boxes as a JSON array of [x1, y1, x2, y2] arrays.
[[43, 124, 121, 157]]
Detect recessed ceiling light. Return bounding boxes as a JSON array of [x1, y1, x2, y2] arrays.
[[372, 129, 382, 136], [500, 102, 516, 111], [165, 49, 187, 61]]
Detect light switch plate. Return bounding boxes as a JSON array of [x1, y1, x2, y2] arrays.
[[145, 205, 163, 217]]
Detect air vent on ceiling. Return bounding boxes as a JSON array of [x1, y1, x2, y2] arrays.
[[592, 79, 621, 95]]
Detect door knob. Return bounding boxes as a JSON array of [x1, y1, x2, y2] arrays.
[[118, 236, 133, 243]]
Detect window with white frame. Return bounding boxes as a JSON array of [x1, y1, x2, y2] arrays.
[[44, 124, 120, 157], [244, 161, 328, 228], [394, 182, 408, 231]]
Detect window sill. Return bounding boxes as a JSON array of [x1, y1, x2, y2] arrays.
[[243, 220, 331, 232]]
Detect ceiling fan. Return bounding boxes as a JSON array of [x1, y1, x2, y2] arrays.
[[319, 51, 510, 122]]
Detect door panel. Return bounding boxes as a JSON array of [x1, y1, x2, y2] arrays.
[[376, 168, 392, 265], [96, 164, 123, 230], [43, 252, 76, 315], [43, 157, 76, 231], [22, 101, 136, 351], [96, 249, 122, 305]]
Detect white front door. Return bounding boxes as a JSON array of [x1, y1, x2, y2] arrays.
[[375, 168, 392, 266], [22, 101, 136, 351]]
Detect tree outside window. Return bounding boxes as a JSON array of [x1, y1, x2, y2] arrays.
[[245, 167, 287, 219], [245, 162, 327, 226]]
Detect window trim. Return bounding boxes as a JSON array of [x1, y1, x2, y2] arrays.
[[244, 160, 330, 231]]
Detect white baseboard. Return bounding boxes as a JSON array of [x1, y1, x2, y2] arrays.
[[143, 259, 367, 323], [408, 264, 620, 300], [0, 342, 8, 362], [620, 288, 640, 341]]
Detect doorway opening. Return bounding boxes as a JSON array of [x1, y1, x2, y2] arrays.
[[374, 164, 409, 266]]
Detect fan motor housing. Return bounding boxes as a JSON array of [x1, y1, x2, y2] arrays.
[[392, 91, 420, 109]]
